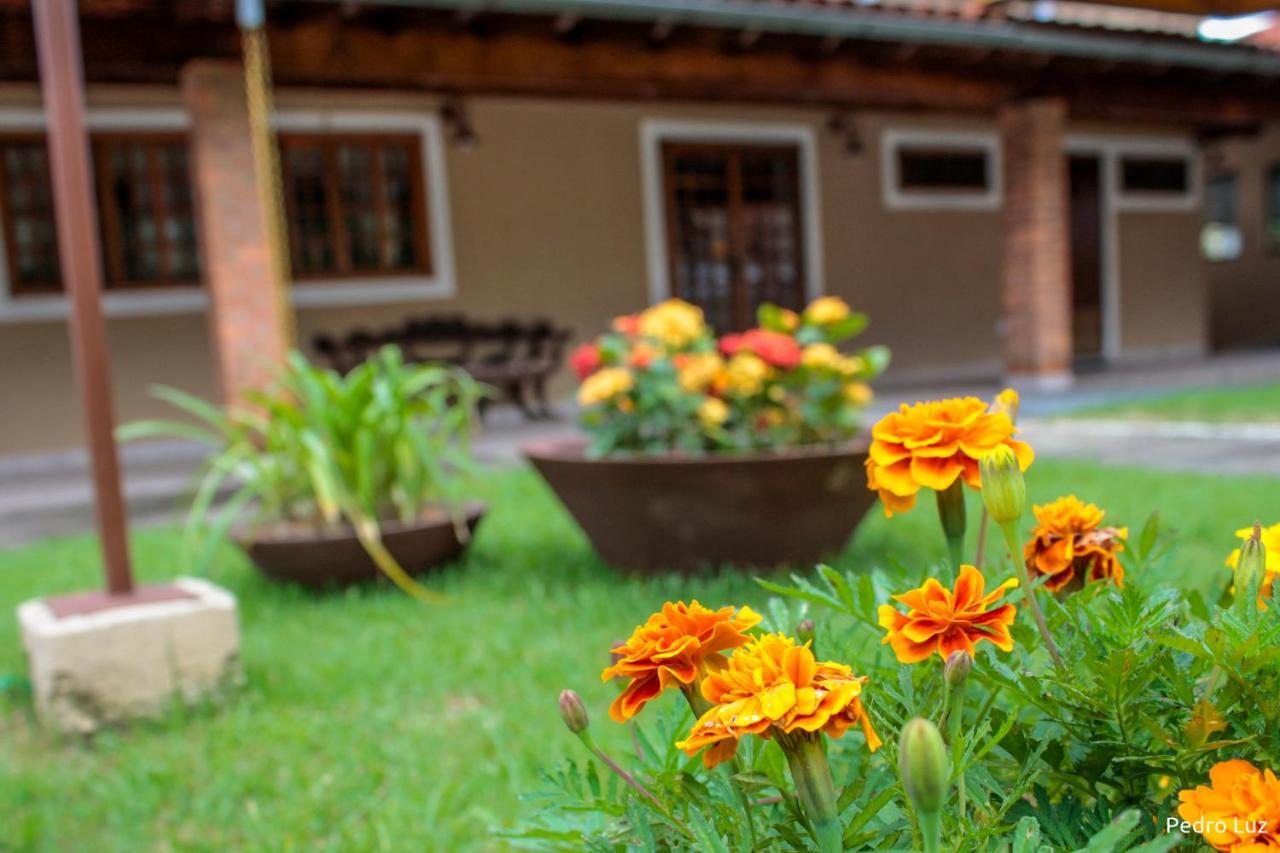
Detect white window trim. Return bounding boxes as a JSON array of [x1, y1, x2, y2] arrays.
[[639, 118, 824, 307], [881, 128, 1002, 212], [0, 106, 456, 323], [1062, 134, 1201, 362]]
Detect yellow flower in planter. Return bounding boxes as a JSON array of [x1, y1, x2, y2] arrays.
[[577, 367, 634, 406], [801, 343, 840, 369], [864, 396, 1033, 518], [1023, 495, 1128, 592], [1226, 522, 1280, 606], [637, 299, 706, 349], [878, 565, 1018, 663], [676, 633, 881, 769], [805, 296, 851, 325], [835, 355, 864, 378], [697, 397, 729, 428], [844, 382, 872, 406], [601, 601, 761, 723], [675, 352, 723, 393], [718, 352, 770, 397], [1177, 759, 1280, 851]]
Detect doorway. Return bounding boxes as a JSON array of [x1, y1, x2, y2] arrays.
[[661, 142, 806, 332], [1068, 155, 1105, 366]]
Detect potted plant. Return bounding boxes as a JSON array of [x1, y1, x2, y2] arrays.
[[119, 346, 486, 600], [524, 297, 889, 572]]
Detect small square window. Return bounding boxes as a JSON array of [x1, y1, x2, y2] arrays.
[[896, 148, 990, 192], [1120, 156, 1189, 194]]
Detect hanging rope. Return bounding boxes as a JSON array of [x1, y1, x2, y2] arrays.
[[241, 20, 296, 350]]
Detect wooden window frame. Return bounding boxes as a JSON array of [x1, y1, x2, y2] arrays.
[[0, 131, 200, 296], [278, 131, 432, 283], [660, 140, 807, 332]]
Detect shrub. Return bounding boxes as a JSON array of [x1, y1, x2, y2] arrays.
[[117, 346, 485, 601], [570, 298, 889, 456]]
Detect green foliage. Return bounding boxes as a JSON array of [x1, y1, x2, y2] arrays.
[[117, 346, 485, 596]]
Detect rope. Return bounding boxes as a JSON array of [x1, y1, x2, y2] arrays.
[[242, 25, 296, 351]]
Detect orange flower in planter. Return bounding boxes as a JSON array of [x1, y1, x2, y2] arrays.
[[720, 329, 803, 370], [1177, 759, 1280, 851], [1024, 495, 1128, 592], [676, 633, 881, 768], [879, 565, 1018, 663], [601, 601, 761, 723], [864, 396, 1033, 518]]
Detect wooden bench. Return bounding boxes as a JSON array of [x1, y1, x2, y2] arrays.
[[313, 315, 572, 420]]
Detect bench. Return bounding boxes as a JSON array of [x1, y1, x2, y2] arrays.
[[313, 315, 573, 420]]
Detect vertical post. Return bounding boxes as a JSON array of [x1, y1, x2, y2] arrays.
[[31, 0, 134, 594], [999, 97, 1073, 390]]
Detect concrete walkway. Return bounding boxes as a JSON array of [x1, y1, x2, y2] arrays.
[[3, 349, 1279, 548]]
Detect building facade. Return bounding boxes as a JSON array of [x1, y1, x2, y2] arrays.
[[0, 1, 1277, 454]]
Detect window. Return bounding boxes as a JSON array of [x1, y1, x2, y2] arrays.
[[279, 133, 430, 280], [0, 134, 199, 295], [1119, 156, 1189, 194], [897, 148, 989, 191], [1201, 172, 1241, 262], [1267, 164, 1280, 255], [881, 130, 1000, 211]]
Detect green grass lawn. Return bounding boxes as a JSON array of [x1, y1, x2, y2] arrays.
[[1067, 381, 1280, 422], [1, 460, 1274, 850]]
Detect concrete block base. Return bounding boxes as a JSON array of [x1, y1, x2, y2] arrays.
[[17, 577, 240, 733]]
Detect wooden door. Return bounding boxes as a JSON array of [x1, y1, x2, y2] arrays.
[[1069, 155, 1104, 363], [662, 143, 805, 332]]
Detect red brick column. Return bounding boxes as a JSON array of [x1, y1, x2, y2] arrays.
[[999, 97, 1073, 389], [181, 59, 288, 404]]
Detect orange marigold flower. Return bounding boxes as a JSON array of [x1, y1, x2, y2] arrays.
[[1024, 495, 1128, 592], [1177, 759, 1280, 851], [878, 565, 1018, 664], [675, 633, 881, 768], [600, 601, 760, 723], [864, 396, 1033, 518]]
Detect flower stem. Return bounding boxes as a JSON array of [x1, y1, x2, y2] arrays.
[[974, 507, 990, 570], [936, 481, 967, 579], [576, 730, 695, 841], [918, 809, 942, 853], [944, 680, 967, 823], [996, 520, 1066, 673], [782, 735, 843, 853]]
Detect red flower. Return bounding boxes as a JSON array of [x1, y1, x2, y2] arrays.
[[612, 314, 642, 336], [570, 342, 602, 379], [719, 329, 802, 370]]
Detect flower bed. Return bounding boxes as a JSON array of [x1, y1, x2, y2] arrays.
[[525, 392, 1280, 851]]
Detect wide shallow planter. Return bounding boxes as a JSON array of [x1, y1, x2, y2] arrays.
[[238, 503, 486, 588], [524, 439, 874, 573]]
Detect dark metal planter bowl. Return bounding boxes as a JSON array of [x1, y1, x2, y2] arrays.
[[523, 439, 874, 573], [238, 503, 486, 588]]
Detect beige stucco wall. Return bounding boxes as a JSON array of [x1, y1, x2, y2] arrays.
[[1205, 122, 1280, 349], [1117, 212, 1207, 354], [0, 90, 1208, 456]]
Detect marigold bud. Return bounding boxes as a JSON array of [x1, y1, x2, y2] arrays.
[[559, 689, 589, 734], [979, 445, 1026, 525], [943, 650, 972, 689], [1235, 522, 1267, 615], [796, 619, 815, 646], [899, 717, 948, 816]]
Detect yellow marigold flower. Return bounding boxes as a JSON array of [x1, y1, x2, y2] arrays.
[[1024, 495, 1128, 592], [844, 382, 872, 406], [576, 367, 634, 406], [864, 397, 1033, 518], [697, 397, 729, 428], [1226, 523, 1280, 607], [801, 342, 840, 369], [805, 296, 851, 325], [718, 352, 769, 397], [1177, 759, 1280, 851], [637, 299, 706, 349], [835, 355, 864, 378], [878, 565, 1018, 664], [675, 351, 723, 393], [601, 601, 760, 723], [676, 633, 881, 769]]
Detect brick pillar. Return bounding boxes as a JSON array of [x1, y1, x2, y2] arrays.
[[999, 97, 1073, 390], [181, 59, 288, 404]]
